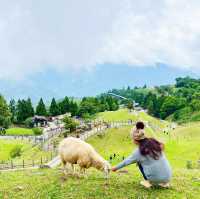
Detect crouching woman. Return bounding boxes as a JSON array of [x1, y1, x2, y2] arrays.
[[112, 126, 172, 188]]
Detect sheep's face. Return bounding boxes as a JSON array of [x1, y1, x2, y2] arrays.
[[103, 161, 111, 178]]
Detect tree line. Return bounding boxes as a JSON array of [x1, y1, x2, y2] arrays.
[[110, 76, 200, 123], [0, 94, 119, 128]]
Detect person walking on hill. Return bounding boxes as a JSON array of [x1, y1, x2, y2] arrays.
[[112, 121, 172, 188]]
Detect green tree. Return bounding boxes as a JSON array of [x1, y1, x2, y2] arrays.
[[36, 98, 47, 116], [27, 98, 34, 117], [16, 99, 34, 123], [160, 97, 186, 119], [24, 117, 34, 128], [63, 116, 79, 133], [58, 97, 70, 114], [69, 100, 79, 116], [147, 101, 154, 115], [0, 95, 11, 128], [9, 99, 16, 122], [49, 98, 60, 116], [190, 99, 200, 111], [127, 101, 134, 112]]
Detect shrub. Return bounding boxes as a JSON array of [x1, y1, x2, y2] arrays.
[[0, 127, 6, 135], [172, 107, 192, 122], [63, 116, 79, 133], [63, 130, 70, 138], [24, 117, 34, 128], [10, 145, 22, 158], [0, 116, 11, 129], [186, 160, 193, 169], [33, 127, 43, 135]]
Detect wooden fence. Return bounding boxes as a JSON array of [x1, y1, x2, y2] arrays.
[[0, 127, 65, 145], [0, 121, 134, 171], [0, 151, 57, 170]]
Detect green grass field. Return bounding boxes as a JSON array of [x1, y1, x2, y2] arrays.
[[97, 109, 170, 131], [6, 128, 34, 136], [0, 168, 199, 199], [0, 110, 200, 198], [0, 140, 30, 161], [97, 109, 137, 121], [0, 139, 52, 165]]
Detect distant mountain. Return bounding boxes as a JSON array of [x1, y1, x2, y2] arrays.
[[0, 64, 198, 103]]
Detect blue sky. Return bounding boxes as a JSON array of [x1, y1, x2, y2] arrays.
[[0, 64, 198, 103], [0, 0, 200, 102]]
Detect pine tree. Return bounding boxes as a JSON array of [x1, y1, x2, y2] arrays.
[[16, 98, 34, 123], [9, 99, 16, 122], [36, 98, 47, 116], [49, 98, 60, 116], [58, 97, 70, 114], [69, 100, 78, 116], [26, 98, 34, 117], [0, 95, 11, 128]]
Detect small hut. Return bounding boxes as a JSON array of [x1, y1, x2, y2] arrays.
[[33, 116, 48, 127]]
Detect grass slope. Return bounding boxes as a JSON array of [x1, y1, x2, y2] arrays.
[[0, 139, 51, 164], [0, 140, 30, 161], [0, 110, 200, 198], [0, 169, 199, 199], [97, 109, 169, 130], [97, 109, 137, 122], [6, 128, 34, 136]]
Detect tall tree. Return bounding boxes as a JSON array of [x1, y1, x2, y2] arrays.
[[16, 99, 34, 123], [0, 95, 11, 128], [27, 98, 34, 117], [58, 96, 70, 114], [36, 98, 47, 116], [49, 98, 60, 116], [69, 100, 79, 116], [9, 99, 16, 122]]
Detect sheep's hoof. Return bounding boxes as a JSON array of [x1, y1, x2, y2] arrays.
[[60, 175, 68, 182], [104, 182, 109, 186]]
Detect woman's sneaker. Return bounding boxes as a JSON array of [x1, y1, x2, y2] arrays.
[[140, 180, 152, 188], [158, 182, 170, 188]]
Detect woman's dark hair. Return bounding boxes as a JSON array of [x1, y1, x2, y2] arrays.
[[136, 121, 145, 129], [138, 138, 163, 160]]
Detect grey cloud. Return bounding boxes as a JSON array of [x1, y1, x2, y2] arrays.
[[0, 0, 200, 80]]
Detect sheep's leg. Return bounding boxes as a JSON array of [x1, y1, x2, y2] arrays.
[[80, 167, 87, 178], [71, 164, 76, 175], [63, 162, 68, 176]]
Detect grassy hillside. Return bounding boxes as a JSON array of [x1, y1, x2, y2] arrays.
[[0, 140, 30, 161], [0, 120, 200, 198], [88, 125, 200, 169], [0, 168, 199, 199], [6, 128, 34, 136], [97, 109, 169, 129], [97, 109, 137, 121], [0, 139, 51, 164]]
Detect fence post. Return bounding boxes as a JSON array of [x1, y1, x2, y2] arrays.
[[23, 159, 25, 168], [11, 160, 13, 169], [41, 157, 43, 165], [32, 160, 35, 167], [198, 160, 200, 169]]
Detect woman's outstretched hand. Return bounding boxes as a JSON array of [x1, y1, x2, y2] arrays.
[[112, 167, 117, 172]]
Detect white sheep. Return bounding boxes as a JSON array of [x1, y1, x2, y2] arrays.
[[58, 137, 111, 178]]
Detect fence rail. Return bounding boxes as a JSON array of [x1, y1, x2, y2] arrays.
[[0, 151, 57, 170], [0, 121, 135, 171]]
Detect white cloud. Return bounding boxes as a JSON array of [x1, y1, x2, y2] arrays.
[[0, 0, 200, 80], [97, 0, 200, 71]]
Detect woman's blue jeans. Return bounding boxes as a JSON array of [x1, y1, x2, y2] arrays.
[[138, 163, 147, 180]]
